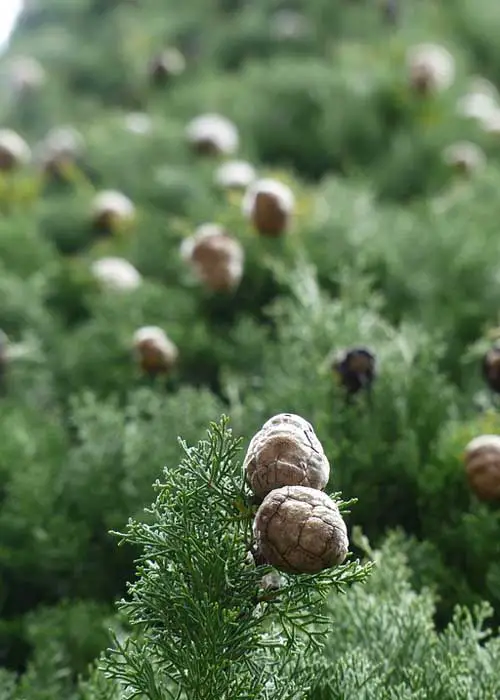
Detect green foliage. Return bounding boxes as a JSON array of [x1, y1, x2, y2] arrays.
[[309, 533, 500, 700], [98, 418, 371, 700], [0, 386, 225, 669]]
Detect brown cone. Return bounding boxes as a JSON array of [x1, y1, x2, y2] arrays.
[[252, 191, 289, 237], [465, 436, 500, 501], [253, 485, 348, 574]]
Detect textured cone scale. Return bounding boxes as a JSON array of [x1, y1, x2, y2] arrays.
[[482, 345, 500, 393], [244, 413, 330, 499], [464, 435, 500, 501], [133, 327, 178, 375], [333, 346, 376, 395], [180, 223, 244, 292], [253, 485, 348, 574], [243, 179, 295, 237]]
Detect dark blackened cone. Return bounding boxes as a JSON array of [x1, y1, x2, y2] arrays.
[[381, 0, 398, 25], [333, 346, 376, 395], [482, 345, 500, 393]]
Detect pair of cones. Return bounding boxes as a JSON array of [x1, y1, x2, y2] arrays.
[[243, 414, 348, 575]]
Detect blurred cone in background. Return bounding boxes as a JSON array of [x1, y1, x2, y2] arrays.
[[442, 141, 486, 176], [406, 43, 455, 95], [332, 346, 377, 396], [0, 129, 30, 171], [214, 160, 256, 191], [91, 190, 136, 233], [482, 344, 500, 393], [133, 326, 178, 376], [7, 55, 46, 96], [242, 179, 295, 237], [185, 114, 239, 156], [123, 112, 153, 135], [36, 125, 85, 179], [180, 223, 244, 292], [149, 48, 186, 86], [91, 257, 142, 291], [464, 435, 500, 501]]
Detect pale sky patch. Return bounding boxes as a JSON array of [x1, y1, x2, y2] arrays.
[[0, 0, 22, 49]]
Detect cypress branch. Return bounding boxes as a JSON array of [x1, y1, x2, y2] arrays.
[[101, 417, 372, 700]]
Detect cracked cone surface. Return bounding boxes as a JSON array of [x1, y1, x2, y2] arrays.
[[244, 413, 330, 499], [253, 485, 348, 574]]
